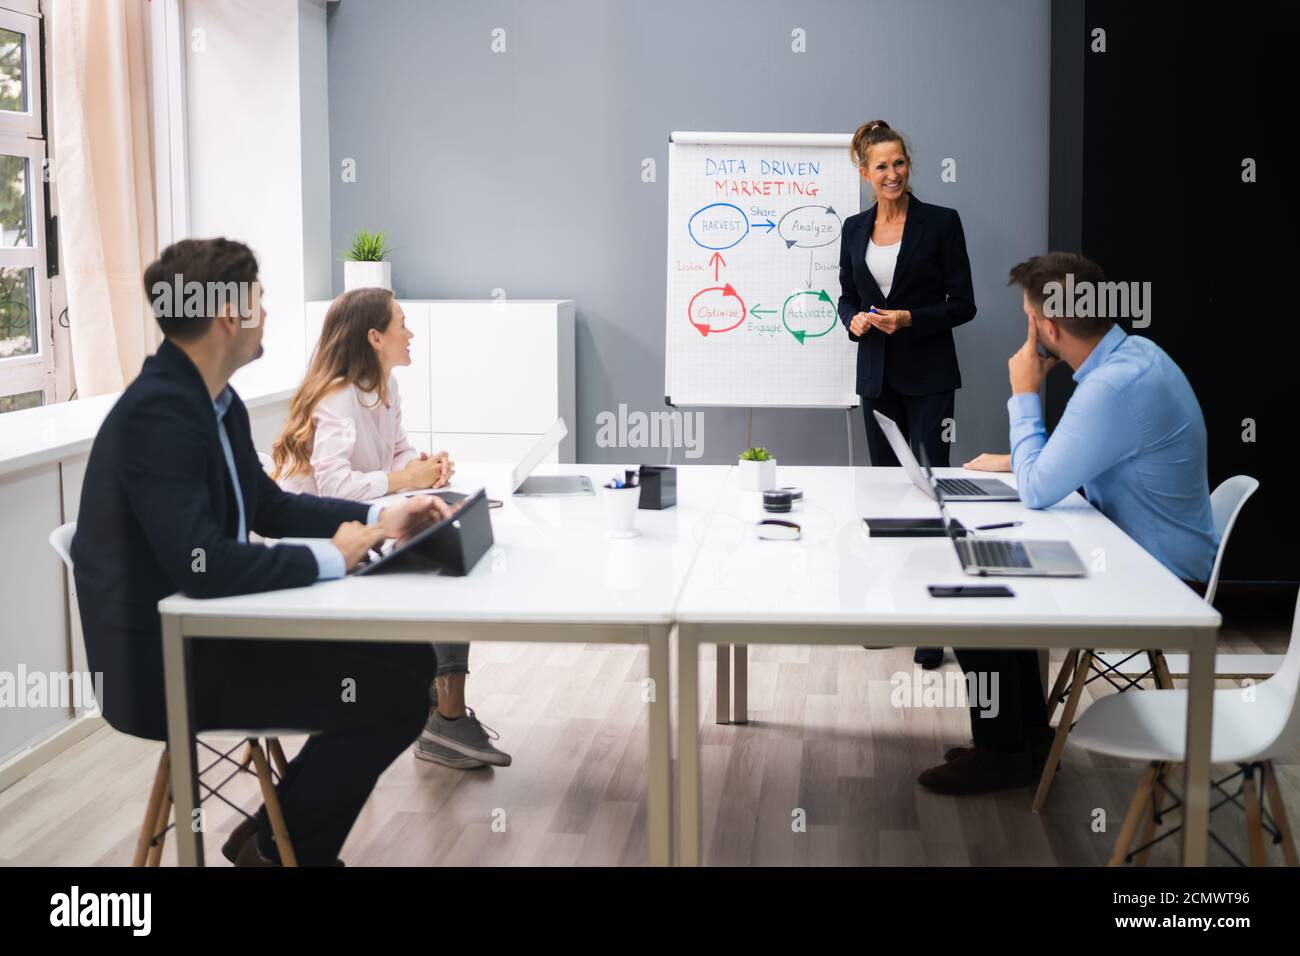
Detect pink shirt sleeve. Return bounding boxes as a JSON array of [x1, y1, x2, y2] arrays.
[[309, 390, 390, 501]]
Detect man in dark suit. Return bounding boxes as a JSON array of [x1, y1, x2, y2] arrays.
[[72, 238, 448, 865]]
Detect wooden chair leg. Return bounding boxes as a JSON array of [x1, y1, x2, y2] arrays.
[[267, 737, 290, 778], [133, 749, 170, 866], [1109, 763, 1159, 866], [1034, 650, 1092, 812], [145, 781, 173, 867], [1133, 762, 1166, 866], [1243, 764, 1268, 866], [237, 741, 254, 772], [248, 741, 298, 867], [1045, 649, 1079, 726], [1149, 650, 1174, 690], [1262, 760, 1299, 866]]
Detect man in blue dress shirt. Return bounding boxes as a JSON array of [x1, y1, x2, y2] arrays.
[[919, 251, 1218, 795]]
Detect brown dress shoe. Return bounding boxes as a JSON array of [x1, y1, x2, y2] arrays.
[[229, 824, 347, 867], [918, 746, 1036, 795], [233, 832, 280, 867], [944, 726, 1056, 770], [222, 815, 260, 864], [943, 743, 974, 763]]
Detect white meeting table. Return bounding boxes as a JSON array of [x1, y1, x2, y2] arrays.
[[673, 465, 1222, 867], [158, 463, 732, 867]]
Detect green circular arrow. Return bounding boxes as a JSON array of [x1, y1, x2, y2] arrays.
[[780, 289, 837, 345]]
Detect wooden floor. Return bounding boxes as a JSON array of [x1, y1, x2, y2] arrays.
[[2, 595, 1295, 866]]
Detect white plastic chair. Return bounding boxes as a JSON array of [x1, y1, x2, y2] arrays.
[[49, 521, 301, 866], [1204, 475, 1260, 606], [49, 522, 75, 571], [1070, 590, 1300, 866], [1033, 475, 1261, 811]]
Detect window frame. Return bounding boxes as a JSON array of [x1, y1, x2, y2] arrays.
[[0, 6, 40, 138], [0, 2, 49, 408]]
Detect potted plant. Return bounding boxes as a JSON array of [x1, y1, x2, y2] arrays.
[[738, 446, 777, 491], [342, 229, 393, 291]]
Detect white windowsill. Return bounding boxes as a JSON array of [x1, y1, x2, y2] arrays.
[[0, 377, 297, 477]]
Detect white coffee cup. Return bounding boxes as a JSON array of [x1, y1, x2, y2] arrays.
[[602, 484, 641, 538]]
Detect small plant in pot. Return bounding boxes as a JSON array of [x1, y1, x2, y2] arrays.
[[342, 229, 393, 292], [738, 446, 777, 491]]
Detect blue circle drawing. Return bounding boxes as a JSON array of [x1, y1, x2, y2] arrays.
[[688, 203, 750, 251]]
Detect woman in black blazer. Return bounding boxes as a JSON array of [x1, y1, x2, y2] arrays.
[[839, 121, 977, 670], [838, 120, 977, 470]]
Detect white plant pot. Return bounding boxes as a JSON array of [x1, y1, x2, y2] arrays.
[[738, 457, 777, 491], [344, 260, 392, 292]]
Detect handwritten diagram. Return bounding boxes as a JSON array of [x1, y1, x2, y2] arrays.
[[665, 137, 860, 408], [682, 202, 842, 345]]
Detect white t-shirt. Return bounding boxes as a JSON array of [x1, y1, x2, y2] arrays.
[[865, 238, 901, 298]]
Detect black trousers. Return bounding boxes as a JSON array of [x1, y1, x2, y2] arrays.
[[193, 639, 436, 865], [952, 648, 1049, 752], [860, 382, 955, 468]]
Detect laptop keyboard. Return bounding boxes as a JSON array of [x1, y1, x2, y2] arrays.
[[963, 538, 1032, 569], [938, 477, 993, 496]]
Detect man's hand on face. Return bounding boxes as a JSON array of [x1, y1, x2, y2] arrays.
[[1008, 314, 1059, 395]]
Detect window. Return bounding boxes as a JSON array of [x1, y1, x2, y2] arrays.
[[0, 4, 50, 414]]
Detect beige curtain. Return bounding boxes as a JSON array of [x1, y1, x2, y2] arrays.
[[50, 0, 158, 397]]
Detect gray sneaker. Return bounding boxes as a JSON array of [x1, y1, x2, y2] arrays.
[[413, 734, 487, 770], [420, 707, 512, 767]]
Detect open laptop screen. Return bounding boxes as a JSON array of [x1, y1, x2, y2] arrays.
[[510, 418, 568, 493], [916, 446, 963, 547]]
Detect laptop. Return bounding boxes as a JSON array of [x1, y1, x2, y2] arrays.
[[922, 453, 1086, 578], [511, 418, 594, 497], [872, 410, 1018, 501]]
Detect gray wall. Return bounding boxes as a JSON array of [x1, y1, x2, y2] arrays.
[[326, 0, 1050, 465]]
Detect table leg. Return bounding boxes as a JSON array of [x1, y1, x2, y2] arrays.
[[733, 644, 748, 724], [1182, 633, 1215, 866], [646, 625, 672, 866], [715, 642, 731, 724], [161, 614, 203, 866], [677, 625, 702, 866]]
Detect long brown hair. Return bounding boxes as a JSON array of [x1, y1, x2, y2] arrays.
[[272, 287, 396, 480]]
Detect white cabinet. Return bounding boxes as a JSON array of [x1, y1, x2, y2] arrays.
[[392, 303, 431, 434], [0, 462, 74, 759], [306, 299, 575, 463]]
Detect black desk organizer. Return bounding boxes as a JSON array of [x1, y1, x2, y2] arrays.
[[637, 465, 677, 510]]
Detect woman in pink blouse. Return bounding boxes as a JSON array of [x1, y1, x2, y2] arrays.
[[273, 288, 511, 770]]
